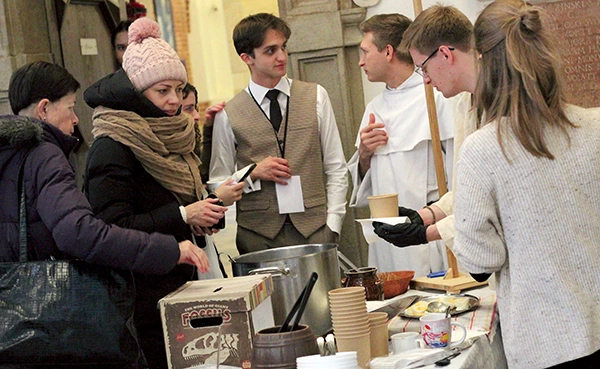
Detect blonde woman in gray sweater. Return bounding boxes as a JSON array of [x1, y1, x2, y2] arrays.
[[453, 1, 600, 368]]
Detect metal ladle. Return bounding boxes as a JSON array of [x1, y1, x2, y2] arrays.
[[426, 301, 451, 314]]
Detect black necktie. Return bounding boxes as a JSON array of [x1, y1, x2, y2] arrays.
[[265, 89, 282, 132]]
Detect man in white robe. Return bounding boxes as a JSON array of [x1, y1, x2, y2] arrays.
[[348, 14, 457, 277]]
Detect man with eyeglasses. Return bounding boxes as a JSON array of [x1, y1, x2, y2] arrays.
[[348, 14, 457, 277], [372, 6, 490, 284]]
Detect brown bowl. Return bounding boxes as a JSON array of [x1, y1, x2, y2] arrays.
[[377, 270, 415, 299]]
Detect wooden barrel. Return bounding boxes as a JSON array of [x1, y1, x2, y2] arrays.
[[252, 325, 319, 369]]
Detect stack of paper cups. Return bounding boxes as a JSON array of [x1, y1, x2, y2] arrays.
[[329, 287, 371, 368], [368, 312, 390, 358], [297, 351, 359, 368]]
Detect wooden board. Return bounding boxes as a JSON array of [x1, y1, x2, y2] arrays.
[[411, 272, 487, 294]]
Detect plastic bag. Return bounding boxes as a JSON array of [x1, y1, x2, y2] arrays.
[[0, 260, 145, 366]]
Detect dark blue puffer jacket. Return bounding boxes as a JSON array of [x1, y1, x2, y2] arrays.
[[0, 115, 180, 274]]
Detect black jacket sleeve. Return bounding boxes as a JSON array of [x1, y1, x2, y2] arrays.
[[84, 137, 190, 239]]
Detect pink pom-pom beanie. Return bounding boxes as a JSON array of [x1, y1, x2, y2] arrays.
[[122, 17, 187, 91]]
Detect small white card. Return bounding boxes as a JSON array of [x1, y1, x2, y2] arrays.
[[276, 175, 305, 214], [79, 38, 98, 55]]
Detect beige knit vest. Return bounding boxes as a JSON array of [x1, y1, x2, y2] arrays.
[[226, 80, 327, 239]]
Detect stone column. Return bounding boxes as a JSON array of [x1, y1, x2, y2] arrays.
[[278, 0, 369, 267], [0, 0, 59, 114]]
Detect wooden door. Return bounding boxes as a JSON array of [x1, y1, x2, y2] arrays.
[[55, 0, 120, 187]]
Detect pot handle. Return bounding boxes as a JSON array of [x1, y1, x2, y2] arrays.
[[337, 250, 359, 273], [248, 266, 291, 277]]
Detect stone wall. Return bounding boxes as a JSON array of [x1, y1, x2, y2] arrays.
[[171, 0, 192, 83], [0, 0, 57, 115], [532, 0, 600, 108]]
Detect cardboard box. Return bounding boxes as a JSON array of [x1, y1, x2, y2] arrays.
[[159, 275, 274, 369]]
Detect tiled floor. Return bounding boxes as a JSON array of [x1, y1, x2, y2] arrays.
[[213, 204, 239, 278]]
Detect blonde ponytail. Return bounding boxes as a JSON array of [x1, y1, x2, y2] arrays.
[[474, 0, 574, 159]]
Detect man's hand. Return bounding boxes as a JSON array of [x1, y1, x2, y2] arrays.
[[373, 221, 428, 247], [252, 156, 291, 185], [398, 206, 424, 225], [358, 113, 388, 177], [178, 240, 210, 273]]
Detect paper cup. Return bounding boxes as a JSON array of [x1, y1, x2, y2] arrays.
[[329, 287, 366, 297], [368, 312, 388, 324], [367, 194, 398, 218], [330, 301, 368, 311], [335, 332, 371, 369], [369, 320, 389, 358]]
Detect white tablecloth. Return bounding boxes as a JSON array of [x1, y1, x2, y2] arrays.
[[367, 286, 507, 369]]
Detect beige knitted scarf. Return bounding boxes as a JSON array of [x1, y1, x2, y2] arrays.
[[91, 106, 205, 205]]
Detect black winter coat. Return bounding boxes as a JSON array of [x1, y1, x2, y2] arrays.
[[84, 69, 194, 241], [0, 115, 180, 274], [84, 70, 198, 369]]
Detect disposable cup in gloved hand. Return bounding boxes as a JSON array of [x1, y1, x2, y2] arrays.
[[373, 221, 428, 247]]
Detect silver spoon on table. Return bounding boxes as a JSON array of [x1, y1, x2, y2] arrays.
[[426, 301, 451, 314]]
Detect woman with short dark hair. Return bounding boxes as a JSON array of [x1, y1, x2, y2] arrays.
[[2, 61, 208, 274]]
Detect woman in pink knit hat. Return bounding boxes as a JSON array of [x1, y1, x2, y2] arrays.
[[83, 17, 244, 368]]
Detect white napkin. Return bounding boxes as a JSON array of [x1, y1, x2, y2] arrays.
[[369, 348, 448, 369], [356, 217, 409, 243]]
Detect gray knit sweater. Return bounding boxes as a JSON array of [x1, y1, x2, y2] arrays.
[[454, 105, 600, 369]]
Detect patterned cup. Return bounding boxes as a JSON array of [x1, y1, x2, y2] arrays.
[[419, 313, 466, 349]]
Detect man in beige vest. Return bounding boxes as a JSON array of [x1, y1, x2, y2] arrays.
[[209, 13, 348, 254]]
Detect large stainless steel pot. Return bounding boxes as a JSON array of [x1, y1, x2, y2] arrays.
[[231, 244, 340, 336]]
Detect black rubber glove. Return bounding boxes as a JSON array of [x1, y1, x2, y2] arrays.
[[372, 221, 428, 247], [470, 273, 491, 282], [398, 206, 423, 225]]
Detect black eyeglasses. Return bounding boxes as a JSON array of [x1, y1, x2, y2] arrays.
[[415, 47, 455, 77]]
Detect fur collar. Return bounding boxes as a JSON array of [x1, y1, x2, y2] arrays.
[[0, 115, 43, 150]]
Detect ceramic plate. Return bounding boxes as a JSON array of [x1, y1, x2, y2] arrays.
[[400, 294, 479, 319]]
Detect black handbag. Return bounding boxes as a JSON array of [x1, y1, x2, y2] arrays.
[[0, 151, 146, 367]]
